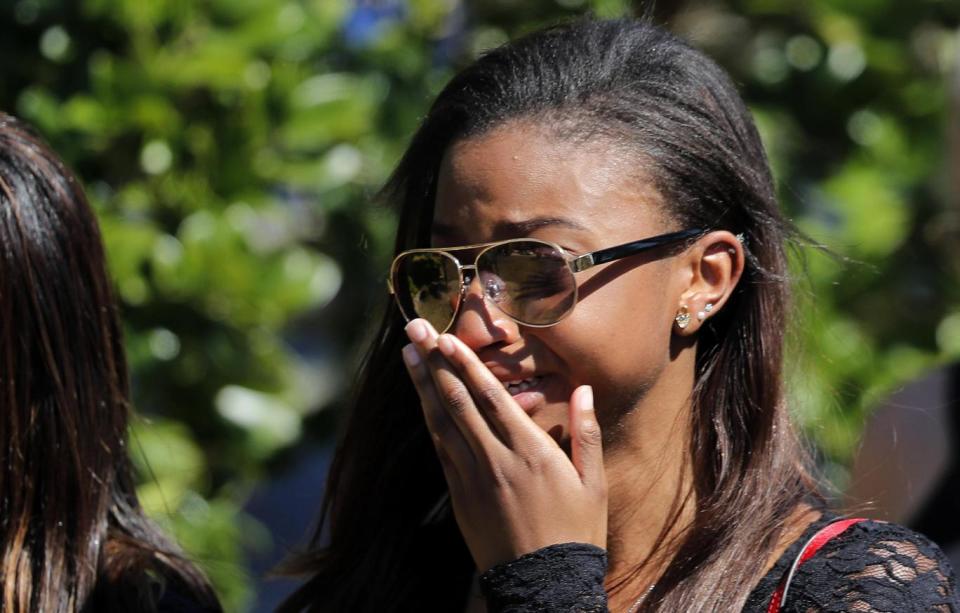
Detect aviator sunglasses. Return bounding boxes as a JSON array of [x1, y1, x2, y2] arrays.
[[387, 228, 706, 334]]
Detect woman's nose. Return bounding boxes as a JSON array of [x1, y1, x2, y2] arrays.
[[450, 274, 520, 351]]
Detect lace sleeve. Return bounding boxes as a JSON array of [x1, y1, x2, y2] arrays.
[[784, 520, 959, 612], [478, 542, 609, 612]]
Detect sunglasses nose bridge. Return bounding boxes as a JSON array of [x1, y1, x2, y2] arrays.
[[460, 263, 478, 287], [447, 263, 512, 338], [461, 263, 503, 301], [457, 263, 500, 314]]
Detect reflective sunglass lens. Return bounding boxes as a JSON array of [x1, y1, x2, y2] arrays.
[[477, 241, 576, 325], [393, 252, 461, 331]]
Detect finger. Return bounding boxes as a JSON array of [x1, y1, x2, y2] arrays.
[[406, 320, 503, 460], [402, 342, 475, 476], [433, 447, 464, 504], [569, 385, 605, 490], [435, 332, 544, 448]]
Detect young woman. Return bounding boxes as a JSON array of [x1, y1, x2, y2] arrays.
[[281, 18, 958, 612], [0, 113, 221, 612]]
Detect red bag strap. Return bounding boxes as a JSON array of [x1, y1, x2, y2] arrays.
[[766, 518, 867, 613]]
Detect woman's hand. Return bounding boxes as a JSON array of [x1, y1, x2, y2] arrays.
[[401, 318, 608, 572]]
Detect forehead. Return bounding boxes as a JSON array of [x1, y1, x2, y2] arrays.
[[432, 122, 666, 247]]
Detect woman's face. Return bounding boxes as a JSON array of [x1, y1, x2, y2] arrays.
[[432, 122, 687, 445]]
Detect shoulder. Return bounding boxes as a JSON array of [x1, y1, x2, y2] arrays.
[[785, 519, 959, 612]]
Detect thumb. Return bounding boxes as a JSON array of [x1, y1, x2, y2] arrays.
[[569, 385, 604, 488]]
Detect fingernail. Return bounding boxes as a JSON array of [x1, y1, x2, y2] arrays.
[[579, 385, 593, 410], [437, 334, 456, 357], [405, 320, 427, 343], [402, 343, 421, 367]]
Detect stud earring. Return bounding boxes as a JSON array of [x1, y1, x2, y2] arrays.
[[675, 305, 691, 329], [697, 302, 714, 321]]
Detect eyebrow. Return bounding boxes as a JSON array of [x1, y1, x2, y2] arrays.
[[431, 216, 589, 239]]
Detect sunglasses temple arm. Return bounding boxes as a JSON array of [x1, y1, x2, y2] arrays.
[[573, 228, 707, 270]]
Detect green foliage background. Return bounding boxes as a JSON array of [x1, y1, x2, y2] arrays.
[[1, 0, 958, 609]]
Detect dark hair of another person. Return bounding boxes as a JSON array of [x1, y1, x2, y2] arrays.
[[280, 17, 819, 612], [0, 113, 221, 612]]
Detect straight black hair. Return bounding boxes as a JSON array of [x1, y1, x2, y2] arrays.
[[0, 113, 221, 612]]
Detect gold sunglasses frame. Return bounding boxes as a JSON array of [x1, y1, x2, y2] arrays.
[[387, 228, 707, 334], [388, 237, 584, 334]]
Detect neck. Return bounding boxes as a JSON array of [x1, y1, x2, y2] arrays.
[[600, 350, 697, 603]]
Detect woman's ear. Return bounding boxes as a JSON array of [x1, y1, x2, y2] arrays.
[[673, 231, 744, 335]]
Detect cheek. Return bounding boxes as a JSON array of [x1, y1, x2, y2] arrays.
[[557, 279, 674, 402], [524, 269, 676, 438], [571, 320, 669, 392]]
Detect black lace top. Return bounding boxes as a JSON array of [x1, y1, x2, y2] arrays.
[[479, 515, 959, 612]]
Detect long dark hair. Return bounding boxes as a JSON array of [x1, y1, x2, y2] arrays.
[[281, 18, 817, 612], [0, 113, 221, 612]]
